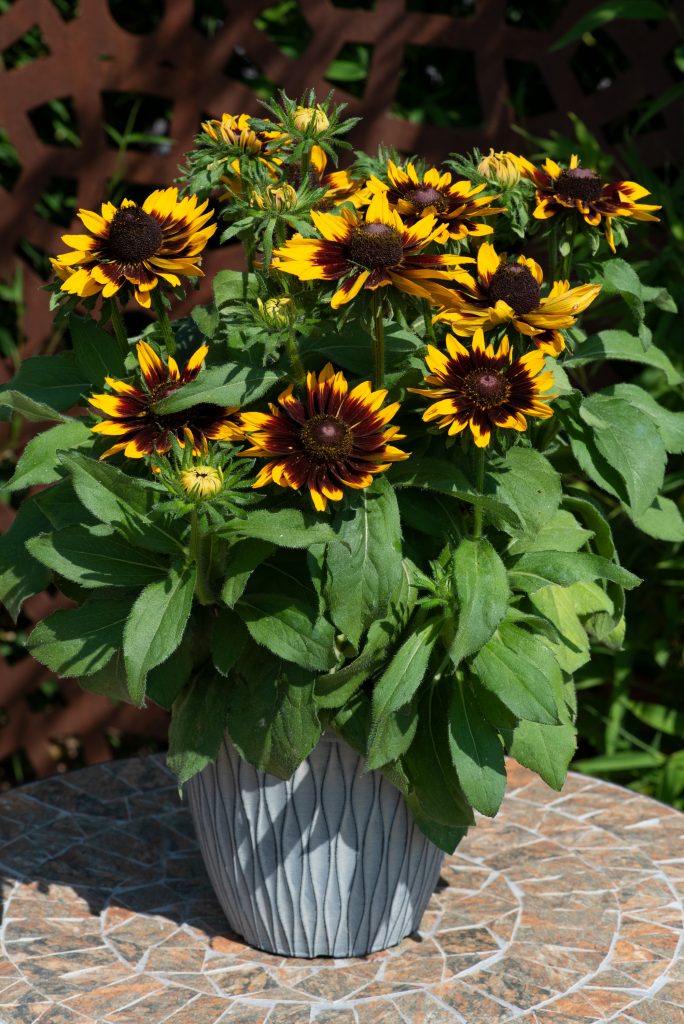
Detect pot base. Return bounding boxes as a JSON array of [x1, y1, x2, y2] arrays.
[[186, 731, 444, 958]]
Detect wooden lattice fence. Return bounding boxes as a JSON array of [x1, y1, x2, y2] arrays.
[[0, 0, 681, 778]]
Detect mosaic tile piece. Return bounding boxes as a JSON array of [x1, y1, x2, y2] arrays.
[[1, 756, 683, 1023]]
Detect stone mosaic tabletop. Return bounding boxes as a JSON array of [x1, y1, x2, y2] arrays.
[[1, 756, 684, 1024]]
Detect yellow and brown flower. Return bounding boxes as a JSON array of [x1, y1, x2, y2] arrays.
[[273, 192, 473, 309], [88, 341, 242, 459], [518, 153, 661, 252], [410, 329, 555, 448], [52, 189, 216, 309], [308, 145, 368, 210], [369, 160, 505, 240], [240, 363, 409, 511], [430, 241, 601, 356]]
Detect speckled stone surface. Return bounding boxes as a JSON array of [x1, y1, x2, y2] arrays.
[[1, 756, 684, 1024]]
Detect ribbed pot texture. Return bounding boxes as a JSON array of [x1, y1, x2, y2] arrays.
[[185, 730, 444, 958]]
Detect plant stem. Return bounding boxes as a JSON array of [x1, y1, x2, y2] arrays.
[[151, 288, 176, 356], [371, 291, 385, 389], [286, 329, 305, 386], [471, 447, 486, 541], [109, 299, 129, 357], [190, 510, 213, 605], [422, 298, 436, 345], [548, 220, 559, 281], [560, 217, 578, 281]]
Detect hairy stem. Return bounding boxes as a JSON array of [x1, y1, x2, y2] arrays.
[[109, 299, 129, 357], [372, 291, 385, 390], [286, 329, 305, 386], [471, 446, 486, 541], [422, 298, 437, 345], [151, 288, 176, 356], [190, 510, 214, 605]]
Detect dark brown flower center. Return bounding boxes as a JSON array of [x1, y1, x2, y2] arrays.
[[300, 414, 353, 461], [349, 223, 404, 269], [556, 167, 603, 203], [407, 186, 446, 212], [488, 263, 541, 315], [107, 206, 163, 263], [464, 369, 510, 409]]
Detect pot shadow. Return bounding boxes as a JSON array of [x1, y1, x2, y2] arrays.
[[0, 754, 448, 957]]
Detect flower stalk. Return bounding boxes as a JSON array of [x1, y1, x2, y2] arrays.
[[372, 291, 385, 390], [472, 447, 486, 540], [109, 299, 129, 357], [190, 510, 214, 605], [151, 289, 177, 356]]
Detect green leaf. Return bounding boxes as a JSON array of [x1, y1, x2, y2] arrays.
[[79, 649, 130, 702], [331, 688, 373, 755], [237, 591, 336, 671], [404, 682, 475, 835], [630, 496, 684, 542], [0, 353, 88, 412], [147, 639, 194, 710], [212, 608, 250, 675], [579, 392, 666, 517], [220, 539, 274, 607], [593, 258, 647, 332], [0, 496, 53, 619], [508, 550, 640, 594], [228, 506, 335, 548], [603, 383, 684, 454], [27, 597, 131, 678], [551, 2, 667, 51], [490, 447, 562, 536], [212, 269, 260, 307], [33, 479, 98, 531], [528, 585, 591, 674], [472, 625, 562, 725], [0, 391, 69, 423], [505, 719, 577, 790], [626, 700, 684, 738], [227, 660, 322, 779], [27, 525, 168, 589], [60, 451, 183, 554], [391, 456, 521, 531], [69, 315, 126, 384], [7, 420, 93, 492], [300, 321, 422, 375], [368, 617, 438, 769], [450, 538, 510, 667], [566, 331, 682, 386], [167, 665, 228, 785], [565, 416, 624, 504], [448, 680, 506, 817], [123, 563, 197, 705], [153, 361, 281, 414], [508, 509, 593, 555], [325, 477, 403, 649]]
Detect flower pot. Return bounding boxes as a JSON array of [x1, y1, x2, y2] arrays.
[[185, 730, 444, 958]]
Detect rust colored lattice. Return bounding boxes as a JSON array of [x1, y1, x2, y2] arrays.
[[0, 0, 681, 777]]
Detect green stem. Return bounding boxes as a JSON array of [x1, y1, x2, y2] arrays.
[[109, 299, 129, 357], [548, 220, 559, 282], [371, 291, 385, 390], [151, 288, 176, 356], [471, 447, 486, 541], [422, 298, 436, 345], [286, 329, 305, 386], [559, 217, 578, 282], [190, 510, 213, 605]]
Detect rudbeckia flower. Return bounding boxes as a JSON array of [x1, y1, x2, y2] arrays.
[[88, 341, 242, 459], [430, 242, 601, 356], [240, 363, 409, 511], [52, 189, 216, 308], [369, 160, 505, 239], [410, 329, 555, 448], [518, 153, 661, 252], [273, 192, 473, 309]]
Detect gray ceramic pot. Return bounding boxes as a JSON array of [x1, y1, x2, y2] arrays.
[[185, 730, 444, 958]]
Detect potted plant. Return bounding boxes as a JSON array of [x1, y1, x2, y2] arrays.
[[1, 91, 678, 958]]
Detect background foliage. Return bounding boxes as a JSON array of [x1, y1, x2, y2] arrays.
[[0, 0, 682, 795]]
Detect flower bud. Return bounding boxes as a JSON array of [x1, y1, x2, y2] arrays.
[[179, 465, 224, 499], [257, 296, 296, 328], [251, 183, 298, 212], [293, 105, 329, 134], [478, 150, 522, 188]]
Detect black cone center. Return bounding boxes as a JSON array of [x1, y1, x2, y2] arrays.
[[465, 370, 509, 408], [301, 415, 353, 461], [556, 167, 603, 203], [349, 223, 404, 269], [107, 207, 163, 263], [488, 263, 541, 315], [407, 186, 446, 211]]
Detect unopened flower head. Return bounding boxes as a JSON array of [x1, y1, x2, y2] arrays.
[[293, 105, 329, 134], [252, 183, 298, 212], [257, 296, 296, 328], [477, 150, 522, 188], [179, 465, 224, 499]]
